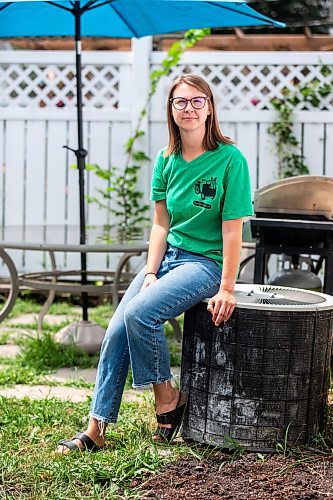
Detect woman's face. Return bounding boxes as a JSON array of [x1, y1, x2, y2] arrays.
[[171, 83, 210, 134]]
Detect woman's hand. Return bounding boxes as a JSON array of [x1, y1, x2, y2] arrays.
[[141, 273, 158, 290], [207, 289, 236, 326]]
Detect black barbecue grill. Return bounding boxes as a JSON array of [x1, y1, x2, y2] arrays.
[[250, 176, 333, 295]]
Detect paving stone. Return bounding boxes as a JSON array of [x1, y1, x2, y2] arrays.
[[44, 367, 97, 384], [0, 385, 147, 403], [45, 366, 180, 385], [0, 327, 33, 344], [5, 313, 78, 326], [0, 367, 182, 403], [0, 344, 20, 358]]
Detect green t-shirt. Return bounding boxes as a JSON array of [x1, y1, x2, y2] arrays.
[[150, 143, 253, 267]]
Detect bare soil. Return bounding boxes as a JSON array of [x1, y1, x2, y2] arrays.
[[139, 451, 333, 499]]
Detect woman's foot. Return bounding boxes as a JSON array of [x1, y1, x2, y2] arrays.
[[153, 384, 184, 443], [155, 387, 180, 422], [56, 420, 106, 454], [155, 387, 180, 412]]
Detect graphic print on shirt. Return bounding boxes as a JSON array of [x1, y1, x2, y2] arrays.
[[193, 176, 217, 209]]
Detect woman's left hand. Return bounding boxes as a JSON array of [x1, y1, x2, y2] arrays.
[[207, 289, 236, 326]]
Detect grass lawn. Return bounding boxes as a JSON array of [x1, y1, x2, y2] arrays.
[[0, 296, 188, 498], [0, 395, 211, 499]]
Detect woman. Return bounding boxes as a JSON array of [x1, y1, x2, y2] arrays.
[[57, 73, 253, 453]]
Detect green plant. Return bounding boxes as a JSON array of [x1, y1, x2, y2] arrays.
[[268, 64, 333, 178], [256, 452, 266, 464], [87, 28, 210, 239], [0, 364, 47, 386], [0, 331, 10, 345], [16, 331, 99, 371], [221, 435, 247, 459], [275, 422, 293, 457], [87, 160, 150, 240]]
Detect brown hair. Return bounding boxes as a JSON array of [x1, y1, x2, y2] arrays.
[[165, 73, 234, 157]]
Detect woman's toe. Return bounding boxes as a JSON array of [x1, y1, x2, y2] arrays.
[[55, 438, 84, 454], [56, 444, 70, 455]]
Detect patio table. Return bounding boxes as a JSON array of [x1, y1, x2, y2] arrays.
[[0, 225, 149, 331]]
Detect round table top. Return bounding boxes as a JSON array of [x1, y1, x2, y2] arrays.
[[0, 225, 149, 253]]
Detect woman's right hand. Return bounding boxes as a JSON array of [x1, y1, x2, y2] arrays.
[[141, 273, 158, 290]]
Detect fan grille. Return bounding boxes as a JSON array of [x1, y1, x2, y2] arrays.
[[236, 285, 326, 306]]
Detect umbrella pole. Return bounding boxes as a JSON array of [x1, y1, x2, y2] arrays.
[[74, 2, 89, 322], [58, 5, 107, 344]]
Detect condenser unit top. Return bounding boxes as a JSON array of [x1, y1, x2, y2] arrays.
[[204, 284, 333, 312]]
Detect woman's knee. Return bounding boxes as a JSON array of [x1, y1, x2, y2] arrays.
[[124, 296, 154, 327]]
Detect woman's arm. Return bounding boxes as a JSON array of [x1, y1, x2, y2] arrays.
[[142, 200, 170, 288], [207, 217, 243, 325]]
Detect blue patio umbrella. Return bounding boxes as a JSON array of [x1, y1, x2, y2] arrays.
[[0, 0, 285, 321]]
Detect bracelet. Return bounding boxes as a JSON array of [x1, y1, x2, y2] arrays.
[[145, 272, 157, 278]]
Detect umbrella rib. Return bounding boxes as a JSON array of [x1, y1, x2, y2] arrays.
[[207, 1, 282, 27], [46, 1, 73, 13], [83, 0, 114, 13], [0, 3, 11, 12]]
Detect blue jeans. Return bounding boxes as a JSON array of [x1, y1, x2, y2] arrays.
[[89, 244, 221, 424]]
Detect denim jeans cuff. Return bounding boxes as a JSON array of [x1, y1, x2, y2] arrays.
[[89, 412, 117, 425], [132, 375, 174, 389]]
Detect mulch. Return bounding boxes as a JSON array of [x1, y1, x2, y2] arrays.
[[138, 451, 333, 499]]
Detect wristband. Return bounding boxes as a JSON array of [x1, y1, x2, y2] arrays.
[[145, 272, 157, 278]]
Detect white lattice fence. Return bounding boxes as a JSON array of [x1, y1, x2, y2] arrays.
[[0, 51, 131, 109], [1, 51, 333, 111], [151, 52, 333, 112]]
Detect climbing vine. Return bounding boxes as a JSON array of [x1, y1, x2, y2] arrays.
[[268, 64, 333, 178]]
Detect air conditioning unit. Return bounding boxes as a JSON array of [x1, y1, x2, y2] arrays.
[[181, 284, 333, 451]]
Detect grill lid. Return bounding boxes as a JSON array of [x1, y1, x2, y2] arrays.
[[254, 175, 333, 220], [203, 284, 333, 311]]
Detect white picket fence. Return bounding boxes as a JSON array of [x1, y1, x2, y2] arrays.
[[0, 40, 332, 272]]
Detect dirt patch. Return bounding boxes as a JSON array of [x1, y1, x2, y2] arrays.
[[139, 452, 333, 499]]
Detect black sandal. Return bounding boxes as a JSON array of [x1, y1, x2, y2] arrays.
[[58, 432, 104, 453], [153, 392, 188, 444]]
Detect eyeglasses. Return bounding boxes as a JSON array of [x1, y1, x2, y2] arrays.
[[170, 96, 209, 110]]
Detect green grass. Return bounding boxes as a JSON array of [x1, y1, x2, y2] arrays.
[[7, 298, 112, 328], [8, 295, 46, 315], [16, 331, 100, 371], [164, 315, 183, 366], [0, 331, 10, 345], [0, 327, 100, 387], [0, 396, 211, 499]]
